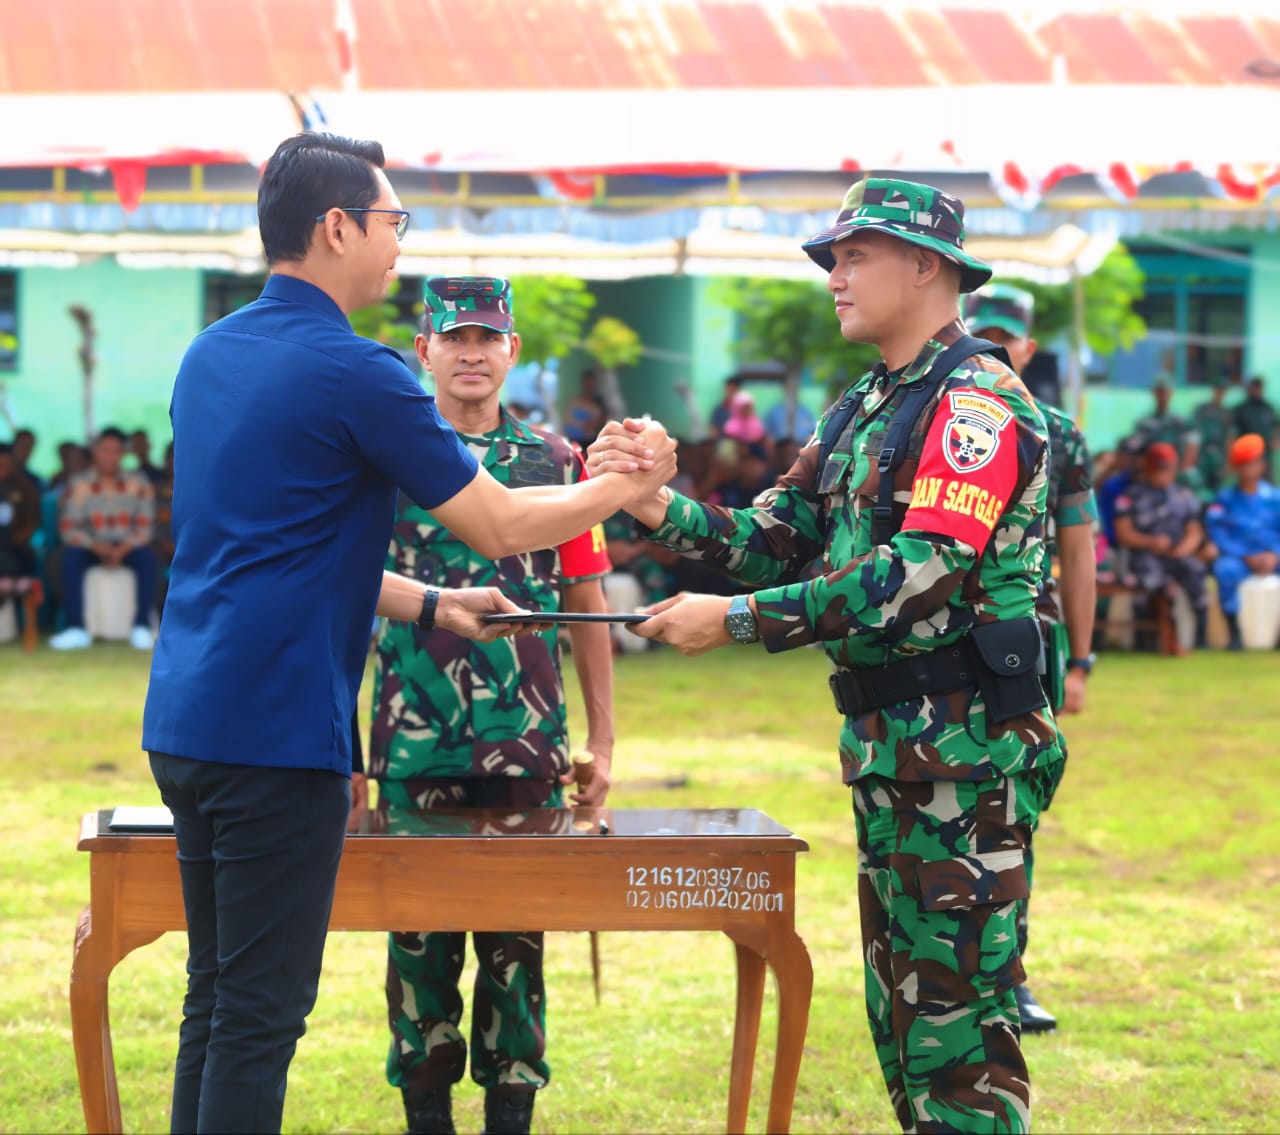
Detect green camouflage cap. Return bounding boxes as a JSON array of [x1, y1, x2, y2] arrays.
[[964, 283, 1034, 338], [801, 177, 992, 293], [424, 276, 514, 333]]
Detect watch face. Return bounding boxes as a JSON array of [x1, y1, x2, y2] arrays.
[[725, 605, 758, 643]]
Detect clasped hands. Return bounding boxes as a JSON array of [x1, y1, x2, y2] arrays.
[[588, 418, 738, 656]]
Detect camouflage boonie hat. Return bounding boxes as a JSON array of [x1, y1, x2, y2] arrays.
[[964, 283, 1034, 339], [424, 276, 514, 334], [801, 177, 993, 293]]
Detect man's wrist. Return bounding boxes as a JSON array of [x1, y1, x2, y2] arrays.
[[1067, 652, 1095, 675], [417, 586, 441, 631]]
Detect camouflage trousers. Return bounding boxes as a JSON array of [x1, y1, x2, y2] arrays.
[[379, 777, 562, 1093], [853, 763, 1063, 1134]]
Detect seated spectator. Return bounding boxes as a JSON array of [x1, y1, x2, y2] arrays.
[[12, 428, 43, 493], [601, 510, 673, 653], [48, 441, 91, 493], [1114, 441, 1211, 649], [0, 441, 40, 587], [717, 441, 774, 511], [771, 437, 803, 480], [563, 370, 607, 448], [1204, 434, 1280, 650], [721, 390, 767, 445], [152, 441, 177, 613], [129, 429, 165, 485], [763, 399, 817, 445], [708, 377, 743, 439], [1096, 435, 1144, 551], [49, 426, 157, 651]]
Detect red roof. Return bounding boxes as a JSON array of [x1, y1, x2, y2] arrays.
[[2, 0, 1277, 94]]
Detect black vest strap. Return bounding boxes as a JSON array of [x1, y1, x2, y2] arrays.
[[868, 335, 1010, 545]]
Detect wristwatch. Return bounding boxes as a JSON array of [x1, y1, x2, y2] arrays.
[[724, 594, 760, 644], [417, 587, 440, 632], [1067, 653, 1096, 675]]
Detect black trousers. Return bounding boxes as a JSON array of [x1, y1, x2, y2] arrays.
[[149, 752, 349, 1134]]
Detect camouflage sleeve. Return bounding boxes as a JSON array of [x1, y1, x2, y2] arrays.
[[1056, 418, 1098, 529], [643, 442, 827, 588], [753, 387, 1046, 652]]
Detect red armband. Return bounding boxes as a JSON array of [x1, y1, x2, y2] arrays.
[[900, 388, 1019, 553]]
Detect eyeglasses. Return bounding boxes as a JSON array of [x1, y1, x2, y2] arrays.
[[315, 207, 411, 240]]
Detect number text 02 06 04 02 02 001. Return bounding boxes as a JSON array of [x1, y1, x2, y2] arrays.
[[622, 864, 785, 913]]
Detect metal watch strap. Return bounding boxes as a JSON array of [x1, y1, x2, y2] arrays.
[[417, 587, 440, 631]]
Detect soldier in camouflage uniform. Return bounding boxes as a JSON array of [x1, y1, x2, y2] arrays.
[[1192, 379, 1234, 495], [965, 283, 1098, 1035], [369, 276, 615, 1135], [590, 178, 1063, 1134]]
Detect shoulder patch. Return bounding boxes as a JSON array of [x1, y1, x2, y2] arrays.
[[942, 390, 1013, 475]]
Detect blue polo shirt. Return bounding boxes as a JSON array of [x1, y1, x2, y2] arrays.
[[142, 275, 479, 774]]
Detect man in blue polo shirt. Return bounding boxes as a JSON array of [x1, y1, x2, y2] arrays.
[[142, 132, 674, 1135]]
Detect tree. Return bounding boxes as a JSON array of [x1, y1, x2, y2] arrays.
[[582, 316, 643, 420], [999, 245, 1147, 357], [508, 275, 597, 428], [713, 278, 878, 436], [348, 279, 419, 352]]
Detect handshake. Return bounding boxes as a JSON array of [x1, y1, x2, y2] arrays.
[[587, 417, 679, 530]]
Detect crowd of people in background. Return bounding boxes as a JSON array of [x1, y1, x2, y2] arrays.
[[5, 370, 1280, 656], [1093, 374, 1280, 651], [0, 425, 175, 648]]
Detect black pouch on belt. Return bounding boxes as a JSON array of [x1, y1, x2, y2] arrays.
[[968, 618, 1049, 724]]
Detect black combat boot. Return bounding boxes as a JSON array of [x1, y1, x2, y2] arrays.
[[1014, 901, 1056, 1033], [483, 1085, 536, 1135], [402, 1084, 455, 1135]]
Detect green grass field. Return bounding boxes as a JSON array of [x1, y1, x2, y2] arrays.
[[1, 643, 1277, 1133]]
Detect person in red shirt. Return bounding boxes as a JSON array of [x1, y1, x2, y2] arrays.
[[50, 425, 158, 650]]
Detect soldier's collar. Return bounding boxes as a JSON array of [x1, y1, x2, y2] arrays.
[[461, 405, 545, 447], [896, 320, 966, 386]]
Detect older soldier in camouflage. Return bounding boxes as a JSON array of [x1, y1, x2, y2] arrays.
[[368, 276, 615, 1135], [965, 283, 1098, 1034], [591, 178, 1064, 1133]]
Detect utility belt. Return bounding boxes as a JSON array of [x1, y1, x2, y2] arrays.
[[829, 618, 1048, 724]]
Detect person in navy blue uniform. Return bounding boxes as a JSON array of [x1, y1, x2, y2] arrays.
[[1205, 433, 1280, 650]]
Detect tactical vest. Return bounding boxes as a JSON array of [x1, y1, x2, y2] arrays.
[[817, 337, 1049, 723]]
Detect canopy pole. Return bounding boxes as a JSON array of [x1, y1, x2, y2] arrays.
[[1068, 263, 1086, 423]]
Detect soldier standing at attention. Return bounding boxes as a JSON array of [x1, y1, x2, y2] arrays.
[[1192, 378, 1235, 496], [366, 277, 615, 1135], [590, 178, 1063, 1134], [964, 284, 1098, 1034]]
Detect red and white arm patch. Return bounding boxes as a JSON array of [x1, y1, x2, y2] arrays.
[[557, 446, 612, 576], [900, 388, 1019, 552]]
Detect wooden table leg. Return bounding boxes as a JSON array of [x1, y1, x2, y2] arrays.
[[764, 927, 813, 1135], [22, 592, 38, 653], [725, 929, 767, 1134], [70, 904, 123, 1135]]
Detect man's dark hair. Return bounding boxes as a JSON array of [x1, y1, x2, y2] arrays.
[[14, 428, 33, 442], [95, 426, 127, 445], [0, 442, 13, 457], [257, 132, 386, 264]]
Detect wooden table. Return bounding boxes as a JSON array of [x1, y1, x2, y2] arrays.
[[72, 806, 812, 1134]]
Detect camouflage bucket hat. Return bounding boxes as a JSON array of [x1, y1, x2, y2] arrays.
[[964, 283, 1034, 338], [424, 276, 514, 333], [801, 177, 993, 293]]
